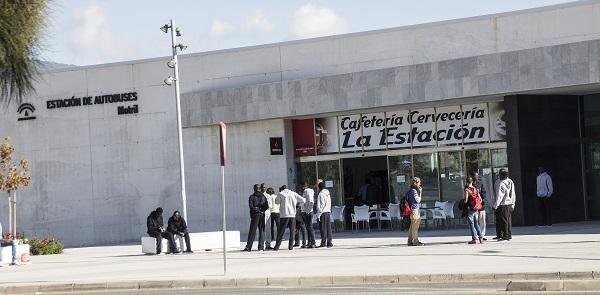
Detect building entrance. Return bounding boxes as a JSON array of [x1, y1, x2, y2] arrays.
[[342, 156, 390, 209]]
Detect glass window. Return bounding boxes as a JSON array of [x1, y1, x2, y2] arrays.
[[491, 148, 508, 183], [388, 155, 413, 204], [466, 149, 493, 210], [413, 153, 439, 205], [585, 143, 600, 219], [439, 151, 465, 203], [297, 162, 317, 189], [317, 160, 342, 206], [584, 94, 600, 138]]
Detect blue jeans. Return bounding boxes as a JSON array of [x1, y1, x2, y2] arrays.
[[466, 210, 483, 241]]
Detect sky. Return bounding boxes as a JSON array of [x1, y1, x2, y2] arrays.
[[42, 0, 579, 66]]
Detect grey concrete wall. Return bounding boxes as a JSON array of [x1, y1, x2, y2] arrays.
[[2, 1, 600, 247], [182, 39, 600, 127], [182, 119, 292, 236]]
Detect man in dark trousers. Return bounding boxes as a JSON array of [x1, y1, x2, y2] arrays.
[[536, 166, 554, 226], [167, 210, 193, 253], [243, 184, 269, 252], [274, 185, 305, 251], [493, 170, 516, 241], [147, 207, 178, 255]]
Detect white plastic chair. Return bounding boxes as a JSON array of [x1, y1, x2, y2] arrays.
[[378, 210, 392, 229], [444, 200, 456, 226], [352, 205, 370, 231], [388, 203, 401, 229], [419, 203, 428, 228], [331, 205, 345, 231], [431, 201, 447, 228]]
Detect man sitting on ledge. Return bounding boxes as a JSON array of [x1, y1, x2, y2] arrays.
[[168, 210, 193, 253], [147, 207, 178, 255], [0, 222, 19, 266]]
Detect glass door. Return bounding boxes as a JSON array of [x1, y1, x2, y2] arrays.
[[317, 160, 342, 206], [585, 143, 600, 219], [413, 153, 440, 205], [388, 155, 413, 204], [438, 151, 465, 204]]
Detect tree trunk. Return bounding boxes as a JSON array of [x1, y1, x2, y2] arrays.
[[7, 192, 12, 237], [10, 191, 16, 239]]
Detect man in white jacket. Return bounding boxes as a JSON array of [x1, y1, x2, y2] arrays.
[[493, 169, 516, 241], [316, 181, 333, 248], [536, 167, 554, 226], [274, 185, 305, 251]]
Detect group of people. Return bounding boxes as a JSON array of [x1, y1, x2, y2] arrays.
[[146, 207, 193, 255], [243, 180, 333, 252], [402, 168, 530, 246]]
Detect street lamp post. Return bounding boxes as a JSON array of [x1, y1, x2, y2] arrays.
[[161, 19, 189, 221]]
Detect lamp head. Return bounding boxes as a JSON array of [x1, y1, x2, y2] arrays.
[[164, 76, 175, 86], [160, 24, 170, 33], [167, 59, 176, 68]]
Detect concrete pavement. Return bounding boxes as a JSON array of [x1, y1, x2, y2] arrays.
[[0, 222, 598, 293]]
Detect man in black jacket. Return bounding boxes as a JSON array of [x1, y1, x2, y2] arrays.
[[147, 207, 178, 255], [243, 184, 269, 251], [167, 210, 193, 253]]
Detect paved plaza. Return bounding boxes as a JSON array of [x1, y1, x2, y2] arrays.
[[0, 221, 598, 290]]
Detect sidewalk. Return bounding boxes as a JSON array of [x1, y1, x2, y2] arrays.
[[0, 222, 598, 290]]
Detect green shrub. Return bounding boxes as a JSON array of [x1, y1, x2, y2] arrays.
[[28, 237, 64, 255]]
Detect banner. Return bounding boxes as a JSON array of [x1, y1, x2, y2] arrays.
[[294, 102, 505, 155], [292, 119, 316, 156], [489, 102, 506, 142], [315, 117, 339, 154]]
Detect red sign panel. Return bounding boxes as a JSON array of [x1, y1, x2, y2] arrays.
[[219, 122, 227, 166], [292, 119, 316, 156]]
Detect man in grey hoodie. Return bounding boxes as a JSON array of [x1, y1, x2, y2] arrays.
[[493, 169, 516, 241]]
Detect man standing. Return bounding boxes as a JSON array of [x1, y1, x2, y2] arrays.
[[316, 181, 333, 248], [147, 207, 178, 254], [260, 183, 273, 250], [472, 172, 487, 241], [301, 182, 317, 248], [493, 170, 516, 241], [536, 167, 554, 226], [167, 210, 193, 253], [266, 187, 279, 250], [274, 185, 305, 251], [243, 184, 269, 252]]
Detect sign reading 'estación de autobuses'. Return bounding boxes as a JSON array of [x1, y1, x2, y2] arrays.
[[46, 92, 139, 115], [293, 102, 506, 156]]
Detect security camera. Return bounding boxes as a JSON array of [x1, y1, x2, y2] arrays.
[[160, 24, 170, 33], [175, 43, 188, 51], [176, 28, 182, 37], [164, 76, 175, 86], [167, 59, 176, 68]]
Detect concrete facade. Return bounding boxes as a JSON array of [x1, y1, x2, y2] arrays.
[[1, 1, 600, 246]]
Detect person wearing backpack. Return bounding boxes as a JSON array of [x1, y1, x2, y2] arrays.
[[464, 176, 484, 244], [400, 194, 412, 231], [406, 177, 424, 246]]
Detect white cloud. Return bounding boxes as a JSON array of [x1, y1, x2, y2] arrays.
[[292, 3, 348, 39], [71, 5, 122, 62], [210, 19, 235, 37], [247, 11, 273, 33]]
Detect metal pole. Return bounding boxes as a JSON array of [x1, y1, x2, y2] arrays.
[[221, 165, 227, 275], [170, 19, 188, 221]]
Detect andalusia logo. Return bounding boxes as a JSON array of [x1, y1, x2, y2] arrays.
[[17, 103, 36, 121]]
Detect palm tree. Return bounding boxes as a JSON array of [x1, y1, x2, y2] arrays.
[[0, 0, 48, 106]]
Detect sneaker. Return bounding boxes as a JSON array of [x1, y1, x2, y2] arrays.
[[293, 243, 300, 247], [185, 250, 194, 253], [492, 236, 500, 240], [156, 253, 165, 256], [242, 248, 251, 252], [308, 244, 316, 249], [300, 245, 308, 249], [468, 240, 477, 244], [326, 244, 333, 248], [482, 238, 487, 241]]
